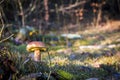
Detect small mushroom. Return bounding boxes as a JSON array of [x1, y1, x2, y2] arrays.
[[26, 41, 47, 62]]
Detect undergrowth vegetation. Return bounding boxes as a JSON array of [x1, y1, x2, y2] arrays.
[[0, 27, 120, 80]]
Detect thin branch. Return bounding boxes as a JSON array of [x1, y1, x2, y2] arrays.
[[49, 0, 89, 14], [24, 0, 38, 18], [0, 34, 14, 43], [58, 0, 87, 11], [24, 0, 34, 13], [0, 11, 5, 39], [24, 5, 36, 18], [44, 0, 49, 21], [18, 0, 25, 27], [0, 0, 4, 4]]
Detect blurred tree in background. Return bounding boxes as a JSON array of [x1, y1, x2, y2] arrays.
[[0, 0, 120, 34]]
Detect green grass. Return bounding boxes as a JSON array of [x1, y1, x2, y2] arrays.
[[5, 47, 119, 80], [0, 29, 120, 80]]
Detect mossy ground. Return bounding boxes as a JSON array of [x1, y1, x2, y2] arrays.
[[0, 27, 120, 80]]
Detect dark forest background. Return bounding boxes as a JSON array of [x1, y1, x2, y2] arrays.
[[0, 0, 120, 33]]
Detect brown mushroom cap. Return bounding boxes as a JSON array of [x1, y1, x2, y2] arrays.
[[26, 41, 47, 52]]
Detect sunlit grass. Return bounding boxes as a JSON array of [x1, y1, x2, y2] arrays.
[[1, 47, 119, 80], [0, 25, 120, 79]]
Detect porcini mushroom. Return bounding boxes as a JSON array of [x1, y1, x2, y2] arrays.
[[26, 41, 47, 62]]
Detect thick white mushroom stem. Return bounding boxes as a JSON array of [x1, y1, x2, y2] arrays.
[[34, 49, 41, 62]]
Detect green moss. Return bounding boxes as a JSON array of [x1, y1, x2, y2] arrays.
[[16, 44, 27, 53], [73, 39, 97, 46], [56, 70, 75, 80]]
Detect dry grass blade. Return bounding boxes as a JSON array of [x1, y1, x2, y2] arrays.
[[0, 11, 14, 43], [0, 34, 14, 43], [0, 11, 5, 39], [18, 72, 42, 80]]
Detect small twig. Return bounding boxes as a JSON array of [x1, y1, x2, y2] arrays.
[[18, 0, 25, 27], [0, 34, 14, 43], [0, 11, 5, 39], [58, 0, 87, 11], [0, 0, 4, 4], [0, 10, 14, 43], [24, 0, 37, 18]]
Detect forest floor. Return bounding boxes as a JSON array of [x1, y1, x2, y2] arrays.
[[0, 22, 120, 80]]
